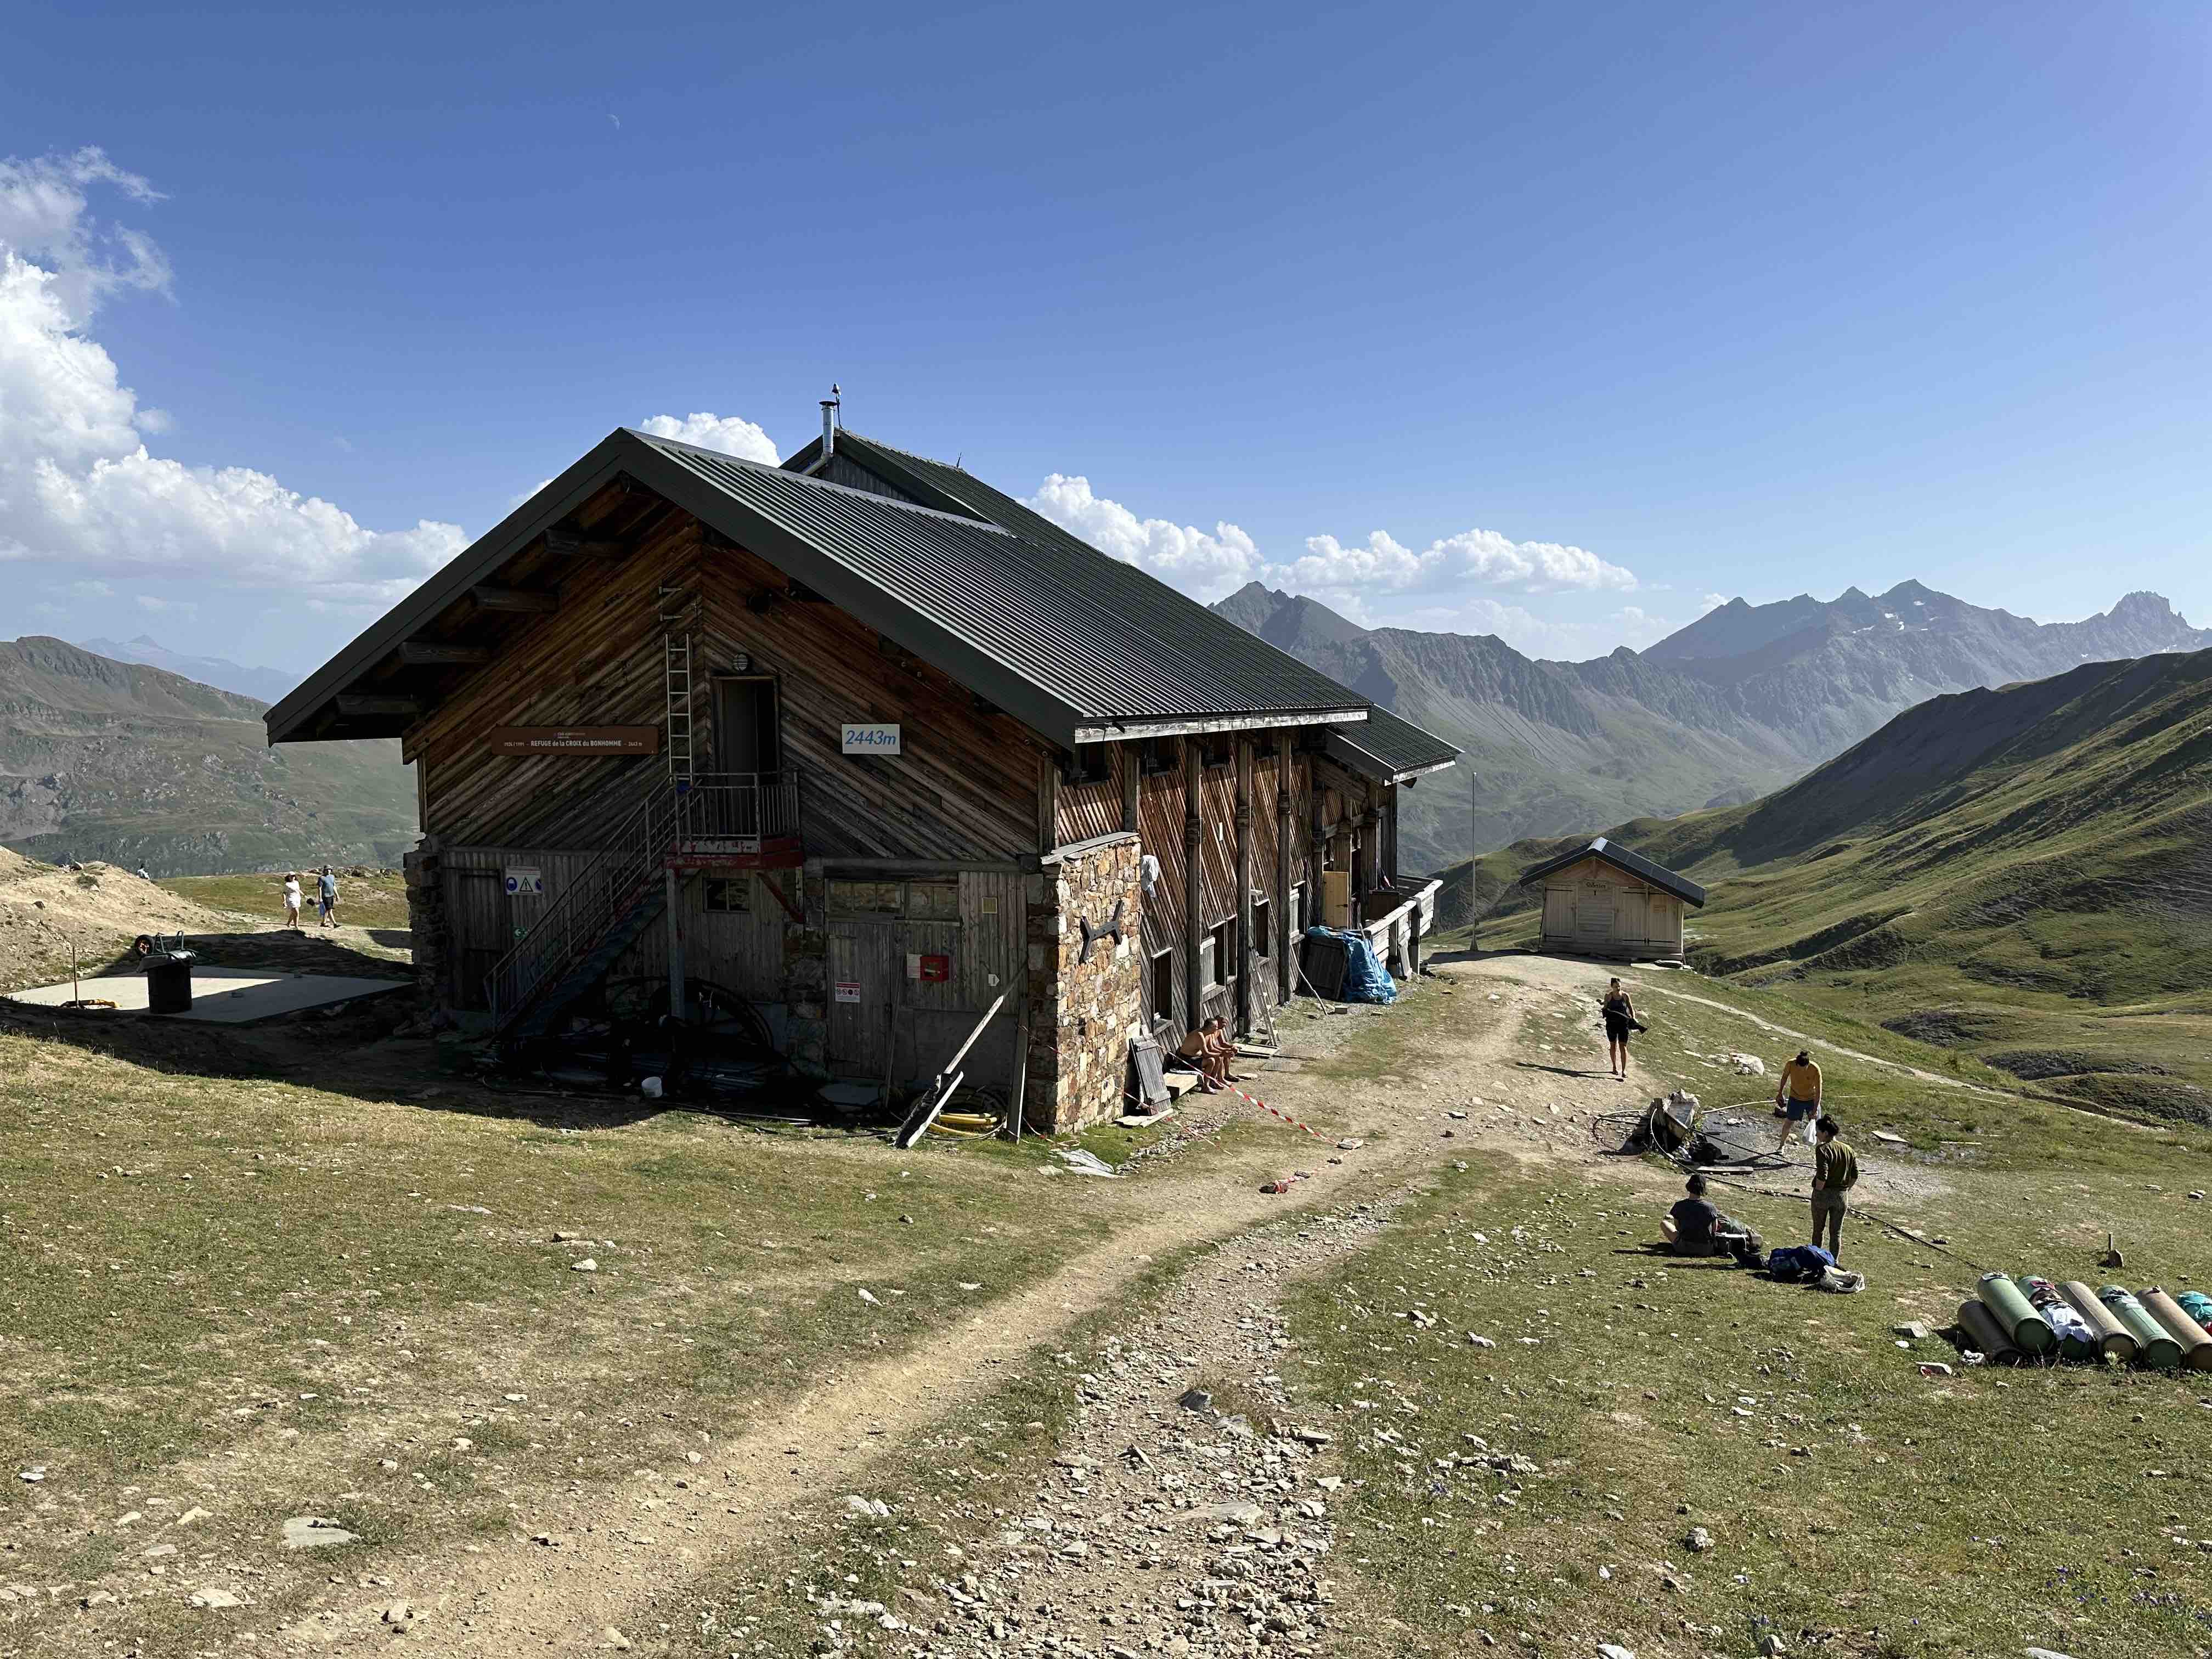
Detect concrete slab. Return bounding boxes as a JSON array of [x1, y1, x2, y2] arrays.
[[8, 971, 409, 1024]]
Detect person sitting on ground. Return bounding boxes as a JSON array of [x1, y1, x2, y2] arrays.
[[1667, 1173, 1761, 1261], [1810, 1115, 1859, 1262], [1772, 1048, 1822, 1152], [1176, 1019, 1229, 1092]]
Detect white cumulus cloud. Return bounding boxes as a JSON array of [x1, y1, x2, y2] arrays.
[[636, 411, 780, 464], [1023, 472, 1636, 608], [0, 149, 466, 610], [1025, 474, 1263, 597], [1702, 591, 1730, 612], [1284, 526, 1636, 596]]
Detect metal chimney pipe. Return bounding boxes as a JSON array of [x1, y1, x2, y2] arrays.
[[820, 397, 838, 461]]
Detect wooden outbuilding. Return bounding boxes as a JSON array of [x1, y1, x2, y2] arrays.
[[266, 413, 1458, 1131], [1518, 836, 1705, 960]]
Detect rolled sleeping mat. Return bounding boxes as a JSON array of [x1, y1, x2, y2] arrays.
[[1957, 1298, 2022, 1364], [2098, 1285, 2183, 1369], [2176, 1290, 2212, 1337], [2015, 1276, 2099, 1362], [1977, 1272, 2056, 1356], [2140, 1289, 2212, 1372], [2059, 1280, 2136, 1362]]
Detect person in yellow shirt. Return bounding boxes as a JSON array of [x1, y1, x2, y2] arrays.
[[1772, 1048, 1821, 1153]]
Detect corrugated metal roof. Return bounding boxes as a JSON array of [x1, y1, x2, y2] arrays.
[[1323, 706, 1460, 781], [267, 427, 1370, 749], [1516, 836, 1707, 906], [641, 432, 1366, 740]]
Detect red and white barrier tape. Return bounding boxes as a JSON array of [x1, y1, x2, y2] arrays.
[[1226, 1082, 1324, 1141]]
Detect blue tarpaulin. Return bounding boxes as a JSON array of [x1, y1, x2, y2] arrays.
[[1305, 926, 1396, 1004]]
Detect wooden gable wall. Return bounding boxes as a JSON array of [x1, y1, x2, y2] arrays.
[[406, 507, 1046, 860]]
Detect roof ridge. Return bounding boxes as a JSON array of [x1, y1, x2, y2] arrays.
[[628, 429, 1014, 534]]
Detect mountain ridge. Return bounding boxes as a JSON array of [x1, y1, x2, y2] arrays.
[[1210, 580, 2212, 871], [0, 636, 416, 874]]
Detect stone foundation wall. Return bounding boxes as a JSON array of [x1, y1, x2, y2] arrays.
[[401, 840, 448, 1007], [1026, 837, 1145, 1134]]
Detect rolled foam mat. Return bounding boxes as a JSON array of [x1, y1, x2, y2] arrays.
[[2098, 1285, 2183, 1369], [2177, 1290, 2212, 1336], [2140, 1289, 2212, 1372], [1957, 1299, 2021, 1364], [2015, 1276, 2098, 1361], [1977, 1272, 2055, 1355], [2059, 1280, 2135, 1361]]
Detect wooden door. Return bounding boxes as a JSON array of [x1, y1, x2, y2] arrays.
[[450, 867, 508, 1011], [826, 919, 895, 1078], [1573, 881, 1616, 943], [713, 676, 782, 775]]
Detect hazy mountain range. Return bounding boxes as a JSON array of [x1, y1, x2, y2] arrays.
[[0, 636, 414, 874], [1212, 580, 2212, 871], [75, 635, 301, 704]]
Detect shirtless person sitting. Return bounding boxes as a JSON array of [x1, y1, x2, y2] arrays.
[[1177, 1018, 1231, 1092]]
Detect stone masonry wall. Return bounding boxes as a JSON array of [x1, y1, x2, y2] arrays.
[[402, 840, 447, 1008], [1027, 837, 1145, 1134]]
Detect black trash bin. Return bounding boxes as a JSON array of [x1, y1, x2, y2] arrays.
[[145, 950, 194, 1014]]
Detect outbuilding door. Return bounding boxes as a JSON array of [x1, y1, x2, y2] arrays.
[[1573, 882, 1616, 943]]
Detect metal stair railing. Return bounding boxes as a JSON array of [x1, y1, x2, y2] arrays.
[[483, 771, 804, 1032]]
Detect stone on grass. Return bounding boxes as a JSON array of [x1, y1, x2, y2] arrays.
[[190, 1587, 242, 1609], [571, 1259, 598, 1273], [282, 1515, 361, 1549], [1685, 1525, 1713, 1552]]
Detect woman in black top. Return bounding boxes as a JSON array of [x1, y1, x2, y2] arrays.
[[1600, 977, 1635, 1080]]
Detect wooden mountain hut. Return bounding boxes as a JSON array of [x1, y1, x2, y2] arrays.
[[266, 410, 1458, 1131], [1519, 836, 1706, 960]]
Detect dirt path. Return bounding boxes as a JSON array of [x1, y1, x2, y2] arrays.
[[276, 973, 1641, 1654]]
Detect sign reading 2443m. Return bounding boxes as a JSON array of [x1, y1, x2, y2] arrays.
[[842, 723, 901, 756]]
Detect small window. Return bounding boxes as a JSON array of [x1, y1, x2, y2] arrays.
[[830, 879, 902, 915], [1252, 898, 1272, 960], [1206, 918, 1235, 988], [1065, 743, 1112, 785], [1203, 733, 1233, 769], [907, 879, 961, 921], [1141, 737, 1176, 775], [1150, 947, 1175, 1020], [703, 877, 752, 913]]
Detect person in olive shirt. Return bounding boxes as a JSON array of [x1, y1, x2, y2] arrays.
[[1810, 1117, 1859, 1259]]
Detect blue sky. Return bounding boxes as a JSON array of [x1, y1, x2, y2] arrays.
[[4, 1, 2209, 674]]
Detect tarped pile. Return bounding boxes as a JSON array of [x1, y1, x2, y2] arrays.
[[1305, 926, 1396, 1004]]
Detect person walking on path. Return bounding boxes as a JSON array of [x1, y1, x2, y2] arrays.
[[1599, 977, 1639, 1081], [317, 866, 339, 928], [1772, 1048, 1822, 1152], [1811, 1116, 1859, 1260], [280, 872, 303, 930]]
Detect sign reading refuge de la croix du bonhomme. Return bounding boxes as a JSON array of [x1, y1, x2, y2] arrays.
[[842, 723, 901, 756]]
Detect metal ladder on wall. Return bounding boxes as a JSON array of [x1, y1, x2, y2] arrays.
[[659, 583, 694, 783]]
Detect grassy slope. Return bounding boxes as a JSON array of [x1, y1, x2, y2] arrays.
[[664, 969, 2212, 1659], [1446, 650, 2212, 1126], [160, 870, 413, 932], [0, 1006, 1212, 1651]]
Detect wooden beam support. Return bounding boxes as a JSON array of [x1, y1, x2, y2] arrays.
[[336, 694, 421, 716], [543, 528, 625, 559], [471, 585, 560, 613], [399, 641, 493, 666]]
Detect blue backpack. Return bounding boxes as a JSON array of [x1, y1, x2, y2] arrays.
[[1766, 1245, 1835, 1283]]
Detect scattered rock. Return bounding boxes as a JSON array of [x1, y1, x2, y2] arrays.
[[176, 1506, 210, 1525], [1468, 1333, 1496, 1348], [858, 1288, 881, 1305], [1757, 1638, 1789, 1657], [1178, 1389, 1213, 1413], [1685, 1526, 1713, 1553], [282, 1515, 361, 1550], [602, 1628, 633, 1651], [1336, 1138, 1363, 1150], [383, 1601, 411, 1627], [571, 1258, 599, 1273], [189, 1587, 242, 1609], [1893, 1322, 1931, 1341]]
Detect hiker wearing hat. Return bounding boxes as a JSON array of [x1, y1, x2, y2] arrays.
[[1773, 1048, 1821, 1152]]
